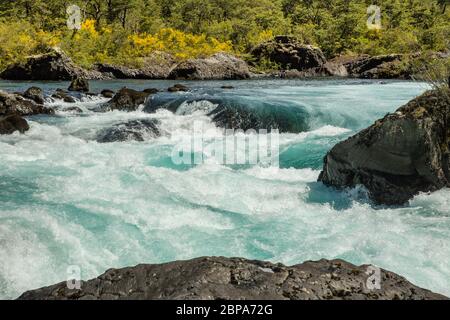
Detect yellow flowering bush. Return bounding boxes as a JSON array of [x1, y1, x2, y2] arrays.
[[0, 21, 60, 69], [124, 28, 232, 61]]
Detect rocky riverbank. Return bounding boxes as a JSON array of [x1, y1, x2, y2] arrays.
[[1, 39, 447, 81], [17, 256, 447, 300]]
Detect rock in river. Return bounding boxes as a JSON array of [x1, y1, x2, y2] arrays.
[[0, 90, 54, 116], [17, 256, 447, 300], [101, 89, 115, 98], [23, 87, 45, 104], [318, 89, 450, 205], [68, 78, 89, 92], [103, 88, 151, 112], [0, 114, 30, 135], [96, 119, 160, 143]]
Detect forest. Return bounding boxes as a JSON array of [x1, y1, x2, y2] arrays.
[[0, 0, 449, 70]]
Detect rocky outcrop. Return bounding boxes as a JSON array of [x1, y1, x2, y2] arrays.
[[96, 119, 161, 143], [251, 36, 327, 72], [68, 78, 89, 92], [0, 48, 105, 80], [0, 90, 54, 116], [318, 89, 450, 205], [17, 256, 447, 300], [103, 88, 152, 112], [168, 53, 251, 80], [23, 87, 45, 104], [0, 114, 29, 134], [95, 53, 176, 79], [331, 54, 409, 79]]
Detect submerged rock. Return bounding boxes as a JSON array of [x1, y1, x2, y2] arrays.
[[104, 88, 151, 112], [143, 88, 159, 94], [0, 90, 54, 116], [0, 114, 29, 134], [51, 89, 69, 100], [251, 36, 327, 72], [168, 53, 251, 80], [63, 96, 76, 103], [0, 48, 105, 80], [208, 103, 309, 133], [23, 87, 45, 104], [318, 89, 450, 205], [17, 256, 447, 300], [68, 78, 89, 92], [63, 106, 83, 113], [168, 84, 189, 92], [101, 89, 115, 98], [96, 119, 160, 143]]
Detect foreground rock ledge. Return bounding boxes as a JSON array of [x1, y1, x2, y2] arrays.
[[18, 257, 446, 300], [319, 89, 450, 205]]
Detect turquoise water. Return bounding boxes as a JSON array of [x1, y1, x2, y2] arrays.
[[0, 79, 449, 299]]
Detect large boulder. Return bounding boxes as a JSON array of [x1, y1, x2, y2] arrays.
[[0, 48, 105, 80], [96, 119, 161, 143], [331, 54, 408, 79], [23, 87, 45, 104], [0, 90, 54, 116], [0, 114, 29, 134], [318, 89, 450, 205], [103, 88, 151, 112], [95, 52, 176, 79], [251, 36, 327, 71], [168, 53, 251, 80], [17, 256, 447, 300], [68, 78, 89, 92]]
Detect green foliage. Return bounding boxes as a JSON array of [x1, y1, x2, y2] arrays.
[[0, 0, 448, 70]]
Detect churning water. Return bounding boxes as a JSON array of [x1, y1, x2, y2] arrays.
[[0, 79, 449, 298]]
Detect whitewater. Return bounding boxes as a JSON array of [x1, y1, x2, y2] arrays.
[[0, 79, 449, 299]]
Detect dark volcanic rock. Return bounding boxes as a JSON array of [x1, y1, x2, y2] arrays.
[[68, 78, 89, 92], [95, 53, 176, 79], [168, 53, 251, 80], [318, 89, 450, 205], [63, 106, 83, 113], [251, 36, 327, 72], [0, 114, 30, 134], [168, 84, 189, 92], [51, 89, 69, 100], [332, 54, 407, 79], [0, 48, 105, 80], [0, 90, 54, 116], [208, 103, 309, 133], [104, 88, 151, 112], [23, 87, 45, 104], [96, 119, 160, 143], [101, 89, 115, 98], [17, 257, 447, 300], [63, 96, 76, 103], [143, 88, 159, 94]]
